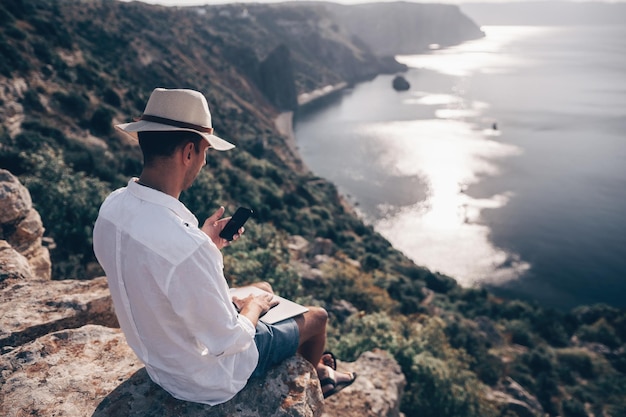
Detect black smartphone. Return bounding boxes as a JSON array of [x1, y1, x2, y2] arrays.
[[219, 207, 253, 241]]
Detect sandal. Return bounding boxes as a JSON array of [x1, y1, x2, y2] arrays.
[[320, 370, 357, 399]]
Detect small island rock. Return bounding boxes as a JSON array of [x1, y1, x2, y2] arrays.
[[392, 75, 410, 91]]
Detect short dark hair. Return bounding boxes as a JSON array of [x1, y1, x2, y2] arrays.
[[138, 131, 204, 165]]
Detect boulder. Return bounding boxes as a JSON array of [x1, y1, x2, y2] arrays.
[[310, 237, 333, 257], [486, 377, 544, 417], [92, 351, 324, 417], [0, 277, 117, 350], [392, 75, 410, 91], [1, 325, 144, 417], [323, 349, 406, 417], [501, 377, 543, 412], [329, 299, 359, 322], [485, 389, 541, 417], [0, 325, 406, 417], [0, 169, 51, 280], [0, 169, 32, 224], [0, 240, 33, 285], [0, 325, 323, 417], [288, 235, 310, 260]]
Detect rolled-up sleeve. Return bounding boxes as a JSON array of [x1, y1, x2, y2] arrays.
[[166, 242, 256, 358]]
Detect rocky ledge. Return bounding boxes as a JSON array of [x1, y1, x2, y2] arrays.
[[0, 170, 406, 416]]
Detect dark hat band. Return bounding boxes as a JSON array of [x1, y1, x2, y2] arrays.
[[139, 114, 214, 134]]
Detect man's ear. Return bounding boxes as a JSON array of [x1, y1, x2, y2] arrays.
[[182, 142, 194, 165]]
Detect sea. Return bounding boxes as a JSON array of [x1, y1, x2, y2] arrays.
[[293, 25, 626, 310]]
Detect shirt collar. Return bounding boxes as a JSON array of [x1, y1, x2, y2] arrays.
[[127, 178, 198, 227]]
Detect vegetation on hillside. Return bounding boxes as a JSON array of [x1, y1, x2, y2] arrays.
[[1, 1, 625, 415]]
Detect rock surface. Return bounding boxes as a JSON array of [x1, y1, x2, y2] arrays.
[[0, 169, 51, 282], [0, 276, 117, 350], [323, 349, 406, 417], [0, 325, 323, 417], [1, 324, 404, 417], [0, 325, 141, 417]]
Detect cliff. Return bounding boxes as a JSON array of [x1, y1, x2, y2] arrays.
[[460, 1, 626, 26], [0, 170, 406, 416], [319, 1, 485, 55]]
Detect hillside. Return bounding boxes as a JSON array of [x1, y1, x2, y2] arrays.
[[1, 1, 626, 416], [318, 1, 485, 55], [460, 1, 626, 26]]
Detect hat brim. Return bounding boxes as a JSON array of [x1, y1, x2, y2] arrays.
[[115, 120, 235, 151]]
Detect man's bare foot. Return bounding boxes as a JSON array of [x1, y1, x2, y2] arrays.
[[317, 364, 357, 399], [320, 352, 336, 370]]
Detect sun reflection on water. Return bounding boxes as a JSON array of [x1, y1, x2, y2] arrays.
[[362, 119, 529, 285], [396, 26, 555, 77]]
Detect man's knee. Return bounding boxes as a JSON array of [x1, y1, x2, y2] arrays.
[[295, 306, 328, 338], [251, 281, 273, 294], [308, 306, 329, 329]]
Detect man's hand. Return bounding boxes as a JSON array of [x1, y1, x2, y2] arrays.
[[201, 206, 244, 250], [232, 292, 279, 326]]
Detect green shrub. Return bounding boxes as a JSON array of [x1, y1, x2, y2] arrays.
[[557, 348, 595, 379], [362, 253, 381, 272], [533, 308, 570, 347], [525, 346, 555, 374], [0, 33, 30, 75], [28, 16, 72, 49], [52, 91, 89, 118], [561, 398, 587, 417], [221, 223, 301, 300], [4, 24, 26, 40], [425, 272, 457, 294], [496, 299, 536, 320], [32, 40, 54, 64], [90, 106, 114, 136], [102, 88, 121, 107], [507, 319, 535, 347], [0, 5, 15, 24], [4, 0, 35, 20], [21, 146, 111, 279], [21, 89, 45, 112], [576, 318, 621, 348]]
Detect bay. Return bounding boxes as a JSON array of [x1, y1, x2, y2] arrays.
[[293, 25, 626, 310]]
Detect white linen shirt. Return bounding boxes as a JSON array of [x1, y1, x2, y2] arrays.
[[93, 179, 258, 405]]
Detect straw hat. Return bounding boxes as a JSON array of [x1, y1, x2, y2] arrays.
[[115, 88, 235, 151]]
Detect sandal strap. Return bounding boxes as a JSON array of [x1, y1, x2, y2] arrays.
[[319, 377, 336, 388]]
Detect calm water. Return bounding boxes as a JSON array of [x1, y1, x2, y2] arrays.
[[294, 26, 626, 310]]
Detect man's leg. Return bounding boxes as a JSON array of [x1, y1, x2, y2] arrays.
[[294, 307, 327, 365], [294, 308, 355, 396]]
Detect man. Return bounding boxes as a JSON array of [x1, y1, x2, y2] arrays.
[[93, 88, 355, 405]]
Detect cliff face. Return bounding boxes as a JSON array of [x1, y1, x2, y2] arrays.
[[320, 2, 485, 55], [460, 1, 626, 26], [199, 2, 408, 95]]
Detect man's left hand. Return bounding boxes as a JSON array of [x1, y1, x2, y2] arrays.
[[201, 206, 244, 250]]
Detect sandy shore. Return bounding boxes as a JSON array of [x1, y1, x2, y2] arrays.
[[274, 111, 296, 152], [274, 82, 349, 161], [297, 82, 348, 107]]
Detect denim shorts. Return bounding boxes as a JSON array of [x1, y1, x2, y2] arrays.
[[251, 318, 300, 378]]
